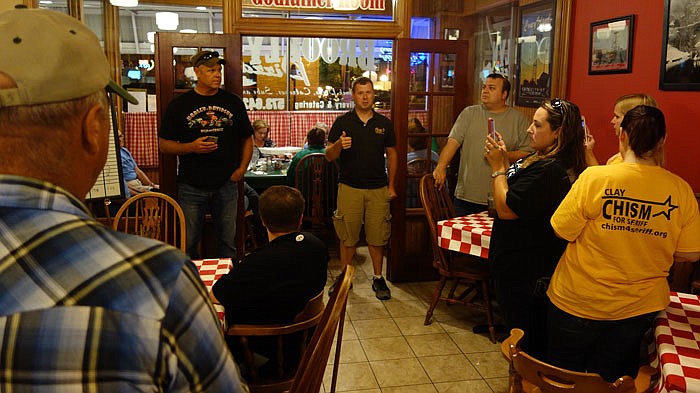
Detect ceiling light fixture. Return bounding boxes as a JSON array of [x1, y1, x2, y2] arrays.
[[156, 12, 179, 31], [109, 0, 138, 7]]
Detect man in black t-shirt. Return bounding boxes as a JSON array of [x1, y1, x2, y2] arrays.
[[159, 51, 253, 259], [211, 186, 327, 376], [211, 186, 328, 325], [325, 77, 397, 300]]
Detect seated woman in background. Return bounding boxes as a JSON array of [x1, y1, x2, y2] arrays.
[[547, 105, 700, 382], [585, 93, 658, 166], [253, 119, 275, 148], [484, 98, 587, 359], [287, 126, 327, 185], [250, 119, 275, 166]]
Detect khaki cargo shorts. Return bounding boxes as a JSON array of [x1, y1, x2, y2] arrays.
[[333, 183, 392, 247]]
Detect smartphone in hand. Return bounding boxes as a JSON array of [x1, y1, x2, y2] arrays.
[[581, 116, 590, 140], [488, 118, 496, 139]]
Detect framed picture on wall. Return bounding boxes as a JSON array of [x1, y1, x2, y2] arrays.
[[515, 1, 555, 107], [588, 15, 635, 75], [659, 0, 700, 90]]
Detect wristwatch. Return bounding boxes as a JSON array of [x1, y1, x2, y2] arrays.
[[491, 171, 507, 178]]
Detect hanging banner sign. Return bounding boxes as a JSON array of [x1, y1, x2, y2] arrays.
[[242, 0, 392, 16]]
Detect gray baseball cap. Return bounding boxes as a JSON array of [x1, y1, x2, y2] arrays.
[[0, 5, 137, 108]]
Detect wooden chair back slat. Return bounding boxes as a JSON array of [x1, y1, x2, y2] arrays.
[[112, 192, 186, 252], [287, 265, 354, 393]]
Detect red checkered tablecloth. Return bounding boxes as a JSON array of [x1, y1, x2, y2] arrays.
[[192, 258, 233, 326], [437, 211, 493, 258], [651, 292, 700, 393], [122, 110, 428, 165], [248, 109, 426, 147], [124, 112, 159, 167]]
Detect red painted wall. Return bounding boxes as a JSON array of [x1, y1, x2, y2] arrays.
[[567, 0, 699, 191]]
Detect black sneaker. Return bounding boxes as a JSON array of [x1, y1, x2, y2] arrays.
[[372, 277, 391, 300]]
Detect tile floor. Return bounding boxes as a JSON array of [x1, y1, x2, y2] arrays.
[[319, 246, 510, 393]]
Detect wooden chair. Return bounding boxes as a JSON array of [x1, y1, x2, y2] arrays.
[[112, 191, 186, 252], [293, 153, 339, 229], [407, 158, 436, 208], [244, 210, 264, 253], [419, 174, 497, 343], [501, 328, 657, 393], [287, 265, 354, 393], [226, 291, 325, 393]]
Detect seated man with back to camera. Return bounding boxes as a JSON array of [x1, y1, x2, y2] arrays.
[[211, 186, 328, 372], [406, 120, 439, 208], [407, 118, 440, 164], [286, 126, 327, 185], [211, 185, 328, 325]]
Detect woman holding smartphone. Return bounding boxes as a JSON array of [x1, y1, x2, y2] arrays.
[[547, 105, 700, 381], [484, 98, 587, 359], [584, 93, 658, 166]]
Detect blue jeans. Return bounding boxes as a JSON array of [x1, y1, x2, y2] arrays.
[[547, 302, 657, 382], [178, 181, 238, 259]]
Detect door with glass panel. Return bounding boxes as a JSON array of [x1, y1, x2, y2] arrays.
[[388, 39, 469, 282]]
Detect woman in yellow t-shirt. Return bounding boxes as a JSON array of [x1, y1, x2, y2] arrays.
[[584, 93, 658, 166], [547, 105, 700, 382]]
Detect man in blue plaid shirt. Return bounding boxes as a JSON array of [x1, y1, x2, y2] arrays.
[[0, 6, 247, 392]]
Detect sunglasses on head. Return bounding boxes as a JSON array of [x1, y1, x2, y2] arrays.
[[196, 51, 220, 66], [551, 98, 565, 116]]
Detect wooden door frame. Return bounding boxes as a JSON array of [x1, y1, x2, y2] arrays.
[[388, 38, 469, 282]]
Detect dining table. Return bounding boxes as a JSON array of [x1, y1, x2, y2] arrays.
[[192, 258, 233, 326], [650, 291, 700, 393], [437, 211, 501, 337], [437, 211, 493, 258], [245, 169, 289, 193]]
